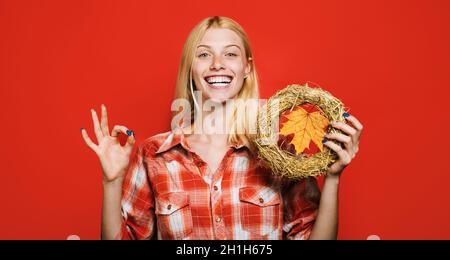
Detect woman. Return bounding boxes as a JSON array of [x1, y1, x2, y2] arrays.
[[81, 16, 363, 240]]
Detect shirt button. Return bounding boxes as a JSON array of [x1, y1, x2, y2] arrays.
[[167, 204, 172, 210], [216, 217, 222, 223], [213, 185, 218, 191], [259, 198, 264, 204]]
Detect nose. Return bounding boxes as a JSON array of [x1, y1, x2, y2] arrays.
[[210, 56, 224, 71]]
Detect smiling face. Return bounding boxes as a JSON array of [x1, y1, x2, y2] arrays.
[[192, 28, 251, 103]]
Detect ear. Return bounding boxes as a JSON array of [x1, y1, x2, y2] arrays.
[[244, 57, 253, 77]]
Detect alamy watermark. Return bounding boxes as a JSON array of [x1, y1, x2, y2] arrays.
[[170, 91, 280, 145]]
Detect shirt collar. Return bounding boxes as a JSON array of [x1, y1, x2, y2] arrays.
[[155, 125, 245, 154]]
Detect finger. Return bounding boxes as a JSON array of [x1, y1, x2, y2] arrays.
[[331, 121, 357, 136], [111, 125, 128, 137], [124, 132, 136, 154], [81, 128, 99, 154], [324, 132, 352, 146], [343, 113, 363, 131], [101, 104, 110, 136], [343, 114, 363, 144], [111, 125, 136, 153], [91, 108, 103, 141], [323, 140, 351, 165]]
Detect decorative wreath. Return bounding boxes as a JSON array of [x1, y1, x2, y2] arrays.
[[254, 83, 347, 179]]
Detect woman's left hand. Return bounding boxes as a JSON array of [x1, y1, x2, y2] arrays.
[[322, 113, 363, 177]]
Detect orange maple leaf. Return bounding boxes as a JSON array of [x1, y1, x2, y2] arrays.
[[279, 106, 329, 154]]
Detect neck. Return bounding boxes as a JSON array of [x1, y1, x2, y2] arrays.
[[189, 99, 232, 146]]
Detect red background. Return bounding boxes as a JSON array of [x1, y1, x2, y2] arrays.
[[1, 0, 449, 240]]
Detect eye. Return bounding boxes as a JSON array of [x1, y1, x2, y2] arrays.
[[198, 52, 209, 58], [226, 52, 238, 57]]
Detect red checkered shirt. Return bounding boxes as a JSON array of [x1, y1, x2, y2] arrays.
[[119, 126, 320, 240]]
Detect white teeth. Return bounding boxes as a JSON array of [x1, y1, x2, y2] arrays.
[[205, 76, 232, 84], [210, 82, 229, 87]]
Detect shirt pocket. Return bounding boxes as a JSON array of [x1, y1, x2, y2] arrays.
[[155, 191, 193, 240], [239, 186, 281, 238]]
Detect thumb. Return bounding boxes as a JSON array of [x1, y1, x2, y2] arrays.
[[124, 130, 136, 154]]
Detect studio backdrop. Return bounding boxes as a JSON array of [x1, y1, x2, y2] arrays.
[[1, 0, 449, 239]]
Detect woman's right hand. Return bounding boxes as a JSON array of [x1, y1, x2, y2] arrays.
[[81, 104, 135, 183]]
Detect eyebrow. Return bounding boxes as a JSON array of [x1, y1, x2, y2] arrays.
[[197, 44, 241, 50]]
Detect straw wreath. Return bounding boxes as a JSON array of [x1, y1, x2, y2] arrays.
[[253, 83, 347, 179]]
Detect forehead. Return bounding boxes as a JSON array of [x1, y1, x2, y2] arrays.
[[198, 28, 244, 48]]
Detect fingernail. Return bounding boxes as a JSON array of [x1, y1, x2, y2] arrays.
[[80, 128, 84, 131], [322, 139, 328, 143], [343, 113, 350, 117], [126, 130, 132, 136]]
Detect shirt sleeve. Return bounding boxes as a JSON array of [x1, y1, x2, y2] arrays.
[[117, 144, 156, 240], [282, 177, 320, 240]]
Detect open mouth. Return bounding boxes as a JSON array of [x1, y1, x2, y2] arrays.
[[204, 75, 233, 88]]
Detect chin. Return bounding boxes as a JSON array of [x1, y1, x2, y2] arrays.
[[201, 93, 231, 104], [201, 87, 241, 103]]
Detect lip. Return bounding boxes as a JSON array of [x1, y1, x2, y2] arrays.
[[204, 74, 234, 81], [204, 80, 233, 90], [204, 74, 234, 78], [203, 74, 234, 90]]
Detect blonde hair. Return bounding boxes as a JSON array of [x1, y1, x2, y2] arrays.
[[173, 16, 260, 154]]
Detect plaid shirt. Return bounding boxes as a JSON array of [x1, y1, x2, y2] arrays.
[[119, 126, 319, 240]]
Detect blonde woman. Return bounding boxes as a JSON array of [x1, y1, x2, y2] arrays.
[[81, 16, 363, 240]]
